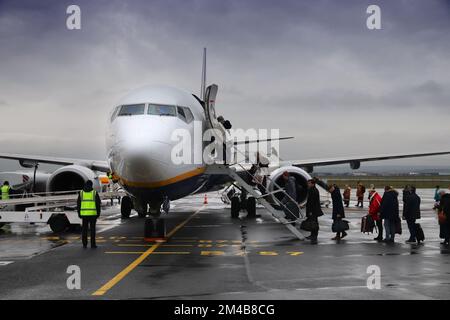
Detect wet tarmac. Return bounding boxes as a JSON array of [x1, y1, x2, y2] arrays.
[[0, 190, 448, 299]]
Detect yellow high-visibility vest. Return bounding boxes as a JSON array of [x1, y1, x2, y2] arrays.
[[80, 190, 97, 216], [1, 185, 10, 200]]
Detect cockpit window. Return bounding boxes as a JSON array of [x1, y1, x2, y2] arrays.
[[184, 107, 194, 123], [148, 104, 176, 117], [110, 106, 120, 122], [118, 104, 145, 116], [177, 106, 194, 123]]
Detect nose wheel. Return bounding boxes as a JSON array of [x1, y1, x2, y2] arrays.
[[144, 218, 166, 241]]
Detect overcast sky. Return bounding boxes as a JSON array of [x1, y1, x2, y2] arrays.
[[0, 0, 449, 172]]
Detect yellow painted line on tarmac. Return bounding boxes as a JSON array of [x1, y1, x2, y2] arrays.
[[152, 251, 191, 255], [259, 251, 278, 256], [287, 251, 304, 256], [116, 244, 194, 247], [105, 251, 146, 254], [201, 251, 225, 256], [105, 251, 191, 255], [92, 206, 205, 296]]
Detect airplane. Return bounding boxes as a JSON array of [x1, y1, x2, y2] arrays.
[[1, 48, 450, 238]]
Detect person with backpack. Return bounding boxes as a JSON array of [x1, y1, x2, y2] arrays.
[[379, 186, 400, 243], [403, 186, 421, 244], [368, 187, 383, 241]]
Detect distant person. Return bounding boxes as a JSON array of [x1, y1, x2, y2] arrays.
[[434, 185, 441, 210], [368, 187, 383, 241], [380, 186, 400, 243], [1, 181, 11, 200], [77, 180, 101, 249], [356, 182, 366, 208], [315, 178, 347, 241], [403, 186, 421, 244], [343, 185, 351, 207], [438, 189, 450, 246], [434, 186, 441, 202], [281, 171, 299, 221], [305, 179, 323, 244]]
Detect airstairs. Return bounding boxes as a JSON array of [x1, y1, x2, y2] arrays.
[[203, 84, 305, 240], [207, 164, 305, 240]]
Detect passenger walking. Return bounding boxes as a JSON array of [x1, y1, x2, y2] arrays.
[[356, 182, 366, 208], [438, 189, 450, 246], [304, 179, 323, 244], [343, 185, 351, 207], [77, 180, 101, 249], [315, 178, 347, 241], [403, 186, 421, 244], [281, 171, 299, 221], [379, 186, 400, 243], [368, 187, 383, 241]]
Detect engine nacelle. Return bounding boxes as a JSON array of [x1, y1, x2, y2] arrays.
[[350, 161, 361, 170], [267, 166, 312, 205], [46, 165, 100, 193]]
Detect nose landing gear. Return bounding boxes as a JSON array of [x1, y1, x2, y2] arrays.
[[144, 218, 166, 241], [144, 200, 168, 241]]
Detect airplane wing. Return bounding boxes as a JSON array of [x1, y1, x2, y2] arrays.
[[0, 153, 110, 172], [281, 150, 450, 171], [233, 136, 293, 145]]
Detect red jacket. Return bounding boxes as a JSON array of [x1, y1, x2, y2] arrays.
[[368, 192, 382, 221]]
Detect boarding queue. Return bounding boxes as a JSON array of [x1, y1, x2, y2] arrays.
[[291, 176, 449, 246]]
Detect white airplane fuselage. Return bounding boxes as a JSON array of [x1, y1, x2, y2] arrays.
[[106, 86, 224, 208]]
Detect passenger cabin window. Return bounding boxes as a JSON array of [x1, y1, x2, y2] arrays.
[[118, 104, 145, 116], [148, 104, 176, 117], [177, 106, 194, 124]]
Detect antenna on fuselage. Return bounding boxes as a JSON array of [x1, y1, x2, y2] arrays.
[[200, 47, 207, 101]]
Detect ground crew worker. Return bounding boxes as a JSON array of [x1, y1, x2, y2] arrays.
[[1, 181, 11, 200], [77, 180, 101, 248]]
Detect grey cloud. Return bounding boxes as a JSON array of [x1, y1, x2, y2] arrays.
[[0, 0, 449, 168]]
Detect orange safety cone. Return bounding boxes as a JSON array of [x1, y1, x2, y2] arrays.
[[203, 194, 208, 205]]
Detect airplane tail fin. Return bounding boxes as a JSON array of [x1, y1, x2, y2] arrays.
[[200, 47, 207, 101]]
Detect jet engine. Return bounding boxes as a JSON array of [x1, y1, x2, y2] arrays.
[[266, 166, 312, 205], [46, 165, 100, 193]]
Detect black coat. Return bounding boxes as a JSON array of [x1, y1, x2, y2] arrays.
[[403, 192, 421, 220], [330, 187, 345, 220], [439, 193, 450, 225], [306, 186, 323, 218], [380, 189, 399, 221]]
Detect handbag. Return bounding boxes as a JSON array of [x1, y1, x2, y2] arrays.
[[300, 217, 319, 232], [332, 219, 350, 233], [438, 211, 447, 224]]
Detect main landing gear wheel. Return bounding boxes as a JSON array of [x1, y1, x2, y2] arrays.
[[246, 196, 256, 218], [121, 196, 132, 219], [231, 196, 240, 219], [144, 218, 166, 240]]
